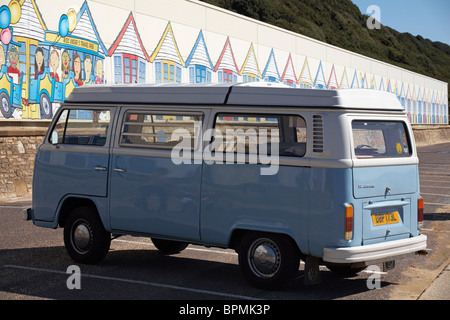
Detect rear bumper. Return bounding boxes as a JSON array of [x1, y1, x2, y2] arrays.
[[323, 235, 427, 265]]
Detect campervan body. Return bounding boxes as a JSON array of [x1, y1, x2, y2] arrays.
[[25, 83, 427, 289]]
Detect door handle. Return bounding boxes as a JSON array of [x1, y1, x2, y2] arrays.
[[113, 168, 126, 173], [93, 166, 107, 171]]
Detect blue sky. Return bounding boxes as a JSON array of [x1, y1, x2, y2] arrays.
[[351, 0, 450, 45]]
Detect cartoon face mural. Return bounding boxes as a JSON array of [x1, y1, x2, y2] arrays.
[[49, 49, 59, 81], [84, 55, 92, 84], [61, 50, 70, 80]]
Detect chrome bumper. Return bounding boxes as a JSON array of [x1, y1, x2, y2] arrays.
[[323, 235, 427, 264]]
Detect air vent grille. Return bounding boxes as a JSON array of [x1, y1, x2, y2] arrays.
[[312, 115, 324, 153]]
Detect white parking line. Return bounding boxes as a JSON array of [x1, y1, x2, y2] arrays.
[[421, 192, 450, 197], [425, 202, 449, 206], [3, 264, 261, 300], [0, 205, 29, 209], [421, 183, 450, 189]]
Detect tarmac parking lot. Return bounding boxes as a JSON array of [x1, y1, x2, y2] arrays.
[[0, 143, 449, 304]]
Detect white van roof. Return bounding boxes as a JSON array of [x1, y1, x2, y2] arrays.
[[66, 83, 404, 112]]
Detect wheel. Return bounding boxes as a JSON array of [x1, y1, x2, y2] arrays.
[[63, 206, 111, 264], [151, 238, 188, 254], [326, 265, 366, 277], [0, 92, 12, 118], [238, 232, 300, 290], [39, 92, 52, 119]]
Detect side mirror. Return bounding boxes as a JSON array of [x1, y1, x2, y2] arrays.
[[51, 131, 59, 145]]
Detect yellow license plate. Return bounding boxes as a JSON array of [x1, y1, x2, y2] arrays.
[[372, 211, 400, 226]]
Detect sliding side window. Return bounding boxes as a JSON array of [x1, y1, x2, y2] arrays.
[[213, 114, 307, 157], [120, 112, 202, 150]]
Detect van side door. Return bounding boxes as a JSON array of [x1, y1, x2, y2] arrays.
[[33, 107, 113, 222], [200, 112, 310, 250], [109, 108, 204, 241]]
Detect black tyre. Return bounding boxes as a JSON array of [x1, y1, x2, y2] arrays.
[[238, 232, 300, 290], [151, 238, 189, 254], [63, 206, 111, 264]]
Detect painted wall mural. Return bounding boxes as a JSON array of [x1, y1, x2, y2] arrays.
[[0, 0, 105, 119], [0, 0, 448, 124]]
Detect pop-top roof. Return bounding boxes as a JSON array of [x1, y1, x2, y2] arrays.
[[65, 82, 404, 111]]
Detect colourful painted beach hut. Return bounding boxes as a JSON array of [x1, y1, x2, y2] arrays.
[[411, 86, 417, 124], [108, 12, 150, 84], [298, 57, 313, 88], [313, 61, 326, 89], [351, 70, 359, 89], [339, 67, 349, 89], [405, 85, 411, 122], [360, 73, 368, 89], [150, 22, 185, 83], [280, 53, 296, 87], [443, 94, 448, 124], [214, 37, 239, 83], [431, 91, 436, 124], [70, 1, 108, 82], [370, 75, 377, 90], [185, 30, 214, 83], [379, 77, 385, 92], [402, 84, 407, 109], [327, 65, 338, 89], [239, 43, 261, 83], [386, 79, 392, 93], [423, 88, 428, 124], [261, 49, 280, 83]]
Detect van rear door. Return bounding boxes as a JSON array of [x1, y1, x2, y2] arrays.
[[351, 120, 419, 244]]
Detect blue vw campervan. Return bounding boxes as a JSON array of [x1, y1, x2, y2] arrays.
[[25, 83, 427, 289]]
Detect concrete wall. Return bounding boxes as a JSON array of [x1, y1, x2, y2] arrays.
[[413, 126, 450, 147]]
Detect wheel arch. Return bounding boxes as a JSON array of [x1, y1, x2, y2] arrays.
[[228, 228, 303, 258], [57, 196, 107, 229]]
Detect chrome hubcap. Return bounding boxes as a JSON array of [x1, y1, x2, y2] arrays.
[[72, 220, 92, 253], [248, 238, 281, 278]]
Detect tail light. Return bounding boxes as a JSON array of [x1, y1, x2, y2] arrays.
[[418, 197, 424, 230], [344, 204, 354, 241]]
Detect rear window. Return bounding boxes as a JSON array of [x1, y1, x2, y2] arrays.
[[352, 121, 411, 159]]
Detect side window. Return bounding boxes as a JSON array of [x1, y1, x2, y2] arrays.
[[213, 114, 307, 157], [50, 109, 110, 146], [120, 112, 202, 150]]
